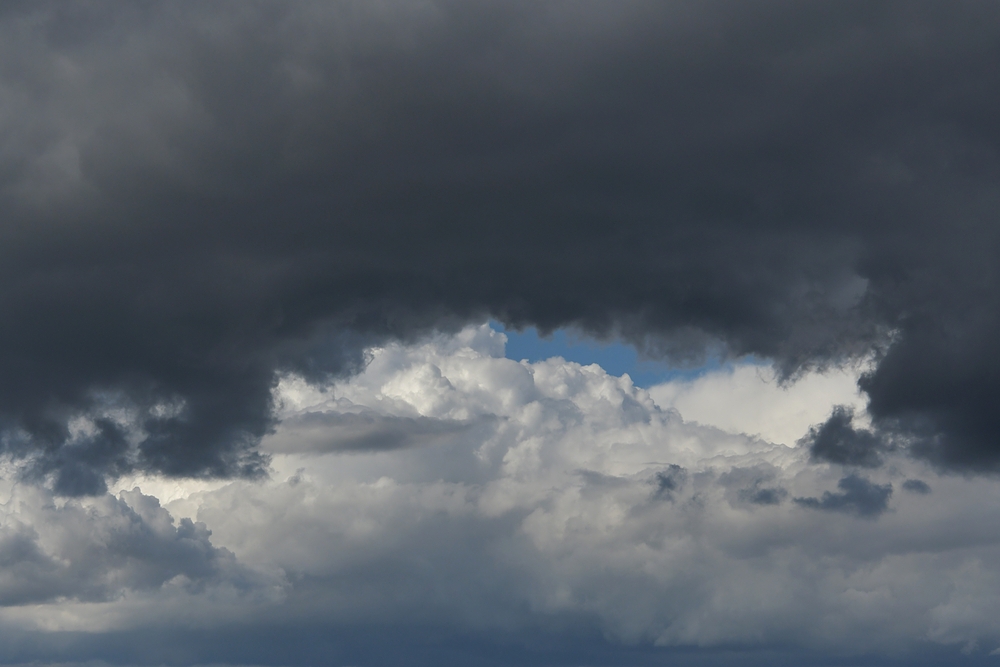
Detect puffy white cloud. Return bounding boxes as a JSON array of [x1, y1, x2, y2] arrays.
[[647, 361, 869, 446], [6, 324, 1000, 662], [0, 471, 283, 632]]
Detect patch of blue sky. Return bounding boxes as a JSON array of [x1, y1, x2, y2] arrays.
[[490, 320, 737, 387]]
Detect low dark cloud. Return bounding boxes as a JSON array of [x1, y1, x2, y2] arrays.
[[2, 0, 1000, 491], [653, 465, 687, 500], [902, 479, 932, 494], [802, 406, 888, 468], [739, 486, 788, 506], [719, 465, 788, 507], [794, 474, 893, 518]]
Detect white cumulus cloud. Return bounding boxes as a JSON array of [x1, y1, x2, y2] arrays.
[[5, 324, 1000, 661]]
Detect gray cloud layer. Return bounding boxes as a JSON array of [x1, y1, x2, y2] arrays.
[[265, 411, 493, 454], [2, 1, 1000, 491]]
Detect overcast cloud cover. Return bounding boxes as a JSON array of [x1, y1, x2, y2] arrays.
[[2, 1, 1000, 664]]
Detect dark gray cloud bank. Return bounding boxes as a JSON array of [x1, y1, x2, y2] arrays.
[[3, 1, 1000, 664], [3, 0, 999, 485]]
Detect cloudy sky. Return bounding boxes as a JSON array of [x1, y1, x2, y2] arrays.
[[2, 1, 1000, 665]]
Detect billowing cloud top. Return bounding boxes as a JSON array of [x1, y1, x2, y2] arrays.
[[0, 325, 996, 666]]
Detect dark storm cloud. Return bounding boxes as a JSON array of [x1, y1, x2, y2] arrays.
[[2, 0, 1000, 489], [794, 474, 893, 518]]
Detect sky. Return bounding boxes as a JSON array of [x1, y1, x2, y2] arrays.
[[2, 1, 1000, 665], [494, 320, 708, 386]]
